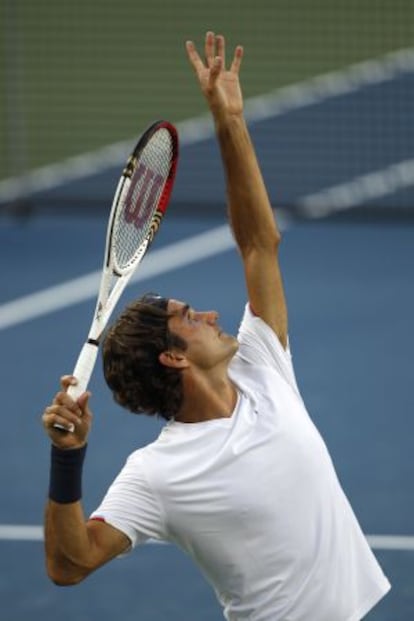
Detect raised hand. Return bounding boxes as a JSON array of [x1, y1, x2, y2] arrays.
[[186, 31, 244, 120]]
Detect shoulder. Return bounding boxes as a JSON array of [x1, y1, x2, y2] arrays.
[[232, 303, 300, 395], [236, 303, 292, 367]]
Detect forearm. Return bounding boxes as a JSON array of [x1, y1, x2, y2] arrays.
[[214, 114, 281, 254], [45, 442, 94, 584], [44, 499, 94, 584]]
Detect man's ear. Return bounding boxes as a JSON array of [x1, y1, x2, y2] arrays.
[[159, 350, 189, 369]]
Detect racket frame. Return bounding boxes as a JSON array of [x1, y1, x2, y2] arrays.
[[60, 121, 178, 411]]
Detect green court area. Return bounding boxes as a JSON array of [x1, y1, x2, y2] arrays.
[[0, 0, 413, 179]]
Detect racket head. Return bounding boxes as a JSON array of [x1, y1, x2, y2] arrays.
[[108, 120, 179, 275]]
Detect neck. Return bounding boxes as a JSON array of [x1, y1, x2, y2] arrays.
[[174, 368, 238, 423]]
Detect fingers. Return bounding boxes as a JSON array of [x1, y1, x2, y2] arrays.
[[230, 45, 244, 74], [204, 31, 216, 68], [209, 56, 223, 88], [186, 32, 242, 75], [43, 396, 83, 434], [185, 36, 222, 88], [60, 374, 77, 392], [43, 383, 92, 439], [185, 40, 204, 74], [215, 34, 225, 67]]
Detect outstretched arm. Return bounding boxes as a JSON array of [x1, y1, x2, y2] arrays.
[[186, 32, 288, 348]]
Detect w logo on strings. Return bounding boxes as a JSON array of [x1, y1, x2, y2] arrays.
[[124, 162, 164, 229]]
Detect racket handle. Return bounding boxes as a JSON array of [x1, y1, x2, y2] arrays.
[[53, 342, 98, 433], [53, 343, 98, 433], [67, 341, 99, 399]]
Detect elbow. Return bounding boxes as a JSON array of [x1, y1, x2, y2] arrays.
[[46, 560, 88, 587], [247, 229, 282, 257], [47, 569, 85, 587], [50, 575, 83, 588], [241, 229, 282, 258], [273, 227, 282, 248], [48, 571, 86, 587], [259, 227, 282, 253]]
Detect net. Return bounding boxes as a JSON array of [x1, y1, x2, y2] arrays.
[[0, 0, 413, 217]]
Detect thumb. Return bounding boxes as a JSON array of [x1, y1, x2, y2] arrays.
[[77, 391, 93, 416]]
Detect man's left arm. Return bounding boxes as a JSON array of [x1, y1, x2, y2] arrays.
[[186, 32, 287, 348], [216, 114, 287, 348]]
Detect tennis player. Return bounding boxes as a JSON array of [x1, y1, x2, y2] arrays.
[[42, 32, 391, 620]]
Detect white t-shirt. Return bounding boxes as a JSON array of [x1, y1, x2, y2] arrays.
[[91, 305, 390, 620]]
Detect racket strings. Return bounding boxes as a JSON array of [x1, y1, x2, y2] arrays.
[[113, 129, 173, 271]]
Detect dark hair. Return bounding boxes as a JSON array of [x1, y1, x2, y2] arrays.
[[102, 293, 187, 420]]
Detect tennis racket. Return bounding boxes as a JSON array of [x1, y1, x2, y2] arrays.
[[55, 120, 178, 429]]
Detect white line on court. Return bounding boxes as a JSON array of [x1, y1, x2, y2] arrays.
[[299, 158, 414, 217], [0, 224, 235, 331], [243, 47, 414, 124], [0, 46, 413, 204], [0, 524, 413, 551], [1, 147, 414, 333]]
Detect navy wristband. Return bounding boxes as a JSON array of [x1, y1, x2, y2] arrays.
[[49, 444, 87, 504]]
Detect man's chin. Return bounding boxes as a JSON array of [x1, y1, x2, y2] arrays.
[[220, 331, 236, 342], [226, 334, 239, 354]]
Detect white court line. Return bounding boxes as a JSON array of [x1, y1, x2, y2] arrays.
[[1, 147, 414, 333], [299, 159, 414, 217], [0, 47, 413, 204], [0, 525, 413, 551], [0, 224, 235, 331]]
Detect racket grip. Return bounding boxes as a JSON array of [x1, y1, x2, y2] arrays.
[[67, 341, 99, 400], [53, 342, 99, 433]]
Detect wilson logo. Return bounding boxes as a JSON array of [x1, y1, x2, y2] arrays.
[[124, 163, 164, 229]]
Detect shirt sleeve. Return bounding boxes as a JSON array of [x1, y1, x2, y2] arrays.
[[90, 449, 166, 549], [236, 303, 301, 396]]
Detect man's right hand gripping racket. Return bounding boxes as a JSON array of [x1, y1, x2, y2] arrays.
[[54, 120, 179, 431]]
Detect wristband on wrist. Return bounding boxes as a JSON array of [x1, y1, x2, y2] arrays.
[[48, 443, 87, 504]]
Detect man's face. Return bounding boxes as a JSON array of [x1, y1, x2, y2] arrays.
[[166, 299, 238, 370]]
